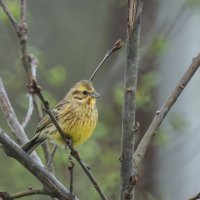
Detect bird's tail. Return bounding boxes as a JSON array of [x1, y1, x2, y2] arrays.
[[22, 134, 47, 154]]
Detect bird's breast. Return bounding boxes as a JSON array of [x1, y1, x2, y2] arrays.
[[50, 106, 98, 147]]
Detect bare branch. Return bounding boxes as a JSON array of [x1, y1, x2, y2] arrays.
[[0, 78, 43, 165], [89, 39, 123, 82], [21, 94, 34, 128], [0, 79, 26, 144], [45, 145, 57, 173], [188, 192, 200, 200], [68, 155, 75, 198], [0, 128, 79, 200], [20, 0, 26, 26], [134, 53, 200, 171], [0, 188, 49, 200], [120, 1, 143, 200], [21, 55, 38, 128], [29, 80, 108, 200], [0, 0, 19, 30]]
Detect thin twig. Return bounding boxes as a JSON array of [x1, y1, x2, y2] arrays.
[[68, 155, 75, 198], [11, 188, 48, 199], [89, 39, 123, 82], [28, 55, 54, 172], [21, 54, 38, 128], [46, 145, 57, 173], [21, 94, 34, 128], [20, 0, 26, 26], [134, 53, 200, 172], [29, 80, 108, 200], [0, 188, 49, 200], [0, 0, 19, 30], [188, 192, 200, 200]]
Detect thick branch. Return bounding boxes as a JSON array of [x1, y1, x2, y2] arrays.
[[134, 53, 200, 171], [120, 1, 143, 200], [0, 128, 79, 200]]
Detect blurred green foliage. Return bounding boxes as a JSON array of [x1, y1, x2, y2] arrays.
[[150, 36, 168, 56], [114, 71, 159, 110], [0, 1, 19, 23], [155, 112, 189, 147], [185, 0, 200, 7]]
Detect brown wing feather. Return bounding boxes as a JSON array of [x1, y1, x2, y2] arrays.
[[35, 99, 69, 133]]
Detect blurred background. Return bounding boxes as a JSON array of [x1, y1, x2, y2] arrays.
[[0, 0, 200, 199]]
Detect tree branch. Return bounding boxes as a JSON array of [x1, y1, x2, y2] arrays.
[[21, 94, 34, 128], [120, 1, 143, 200], [0, 128, 79, 200], [134, 53, 200, 171], [0, 78, 43, 166], [0, 79, 27, 145], [0, 0, 19, 30], [188, 192, 200, 200], [0, 188, 49, 200], [0, 0, 43, 122], [20, 0, 26, 26], [89, 39, 123, 82]]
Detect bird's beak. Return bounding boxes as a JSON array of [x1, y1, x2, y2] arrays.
[[91, 91, 101, 98]]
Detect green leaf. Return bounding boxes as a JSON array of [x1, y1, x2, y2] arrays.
[[169, 113, 189, 132], [185, 0, 200, 7], [150, 36, 168, 55], [46, 65, 67, 87]]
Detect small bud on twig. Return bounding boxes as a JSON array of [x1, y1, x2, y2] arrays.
[[89, 38, 123, 82]]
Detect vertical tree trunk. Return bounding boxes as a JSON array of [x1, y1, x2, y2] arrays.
[[120, 1, 144, 200]]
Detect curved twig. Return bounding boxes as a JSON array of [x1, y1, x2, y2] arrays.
[[21, 94, 34, 128], [10, 188, 48, 199], [89, 39, 123, 82]]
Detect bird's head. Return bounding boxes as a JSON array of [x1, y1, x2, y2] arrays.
[[66, 80, 100, 107]]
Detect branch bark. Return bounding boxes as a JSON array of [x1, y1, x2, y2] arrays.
[[0, 128, 79, 200], [134, 53, 200, 172], [0, 188, 49, 200], [0, 78, 42, 166], [120, 1, 143, 200]]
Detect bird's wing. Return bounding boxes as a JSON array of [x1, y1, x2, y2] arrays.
[[35, 99, 69, 134]]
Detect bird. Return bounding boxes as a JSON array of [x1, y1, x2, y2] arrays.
[[22, 80, 100, 154]]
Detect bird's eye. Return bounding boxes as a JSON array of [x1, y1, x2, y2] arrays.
[[82, 90, 88, 95]]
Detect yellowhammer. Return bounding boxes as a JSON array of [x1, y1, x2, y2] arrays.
[[22, 80, 100, 154]]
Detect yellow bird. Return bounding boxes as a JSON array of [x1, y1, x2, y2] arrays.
[[22, 80, 100, 154]]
